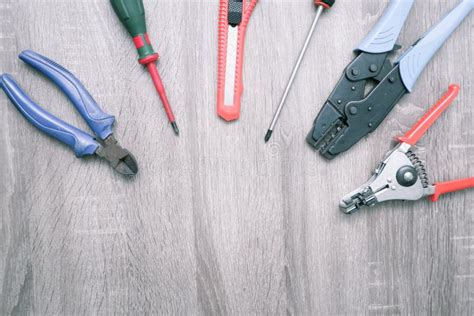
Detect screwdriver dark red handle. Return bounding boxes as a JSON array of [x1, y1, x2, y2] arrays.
[[398, 84, 460, 146]]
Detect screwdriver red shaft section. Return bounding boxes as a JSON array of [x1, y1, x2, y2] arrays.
[[110, 0, 179, 135], [146, 60, 178, 134]]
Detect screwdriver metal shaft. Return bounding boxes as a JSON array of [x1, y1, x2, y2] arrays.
[[265, 5, 324, 142]]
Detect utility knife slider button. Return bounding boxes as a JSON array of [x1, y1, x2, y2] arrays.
[[228, 0, 243, 26]]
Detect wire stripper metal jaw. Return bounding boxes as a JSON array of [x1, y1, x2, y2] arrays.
[[340, 143, 434, 214]]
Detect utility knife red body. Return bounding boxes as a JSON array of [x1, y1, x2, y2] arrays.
[[217, 0, 258, 121]]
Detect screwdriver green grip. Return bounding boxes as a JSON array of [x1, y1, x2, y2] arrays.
[[110, 0, 158, 64]]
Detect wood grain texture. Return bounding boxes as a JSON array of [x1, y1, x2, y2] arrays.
[[0, 0, 473, 314]]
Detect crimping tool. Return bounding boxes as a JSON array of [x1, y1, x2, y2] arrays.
[[0, 50, 138, 176], [217, 0, 258, 121], [307, 0, 474, 159], [340, 85, 474, 214]]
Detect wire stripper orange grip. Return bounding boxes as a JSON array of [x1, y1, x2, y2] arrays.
[[217, 0, 258, 121], [398, 84, 460, 146], [431, 178, 474, 202]]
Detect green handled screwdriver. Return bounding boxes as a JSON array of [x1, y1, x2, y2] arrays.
[[111, 0, 179, 135]]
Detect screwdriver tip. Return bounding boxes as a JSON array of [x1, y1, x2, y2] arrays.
[[265, 130, 273, 143], [171, 122, 179, 136]]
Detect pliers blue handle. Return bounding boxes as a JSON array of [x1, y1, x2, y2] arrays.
[[19, 50, 116, 140], [0, 50, 138, 175], [1, 74, 100, 157]]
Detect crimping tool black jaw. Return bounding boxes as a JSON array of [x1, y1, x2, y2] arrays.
[[307, 52, 407, 160], [306, 100, 346, 160]]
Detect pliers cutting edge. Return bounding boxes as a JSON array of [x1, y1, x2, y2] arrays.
[[340, 85, 474, 214], [307, 0, 474, 159], [0, 50, 138, 176]]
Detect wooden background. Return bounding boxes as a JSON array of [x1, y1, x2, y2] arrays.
[[0, 0, 473, 314]]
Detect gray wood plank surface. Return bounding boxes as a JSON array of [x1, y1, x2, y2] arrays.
[[0, 0, 473, 314]]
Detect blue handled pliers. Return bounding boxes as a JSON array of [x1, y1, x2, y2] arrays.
[[0, 50, 138, 176]]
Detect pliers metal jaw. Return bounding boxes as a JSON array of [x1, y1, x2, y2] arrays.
[[307, 0, 474, 159], [340, 85, 474, 214], [95, 135, 138, 176], [0, 50, 138, 176]]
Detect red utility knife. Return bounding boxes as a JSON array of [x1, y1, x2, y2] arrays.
[[217, 0, 258, 121]]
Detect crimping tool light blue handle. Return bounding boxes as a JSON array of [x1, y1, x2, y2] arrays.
[[356, 0, 414, 54], [398, 0, 474, 92], [0, 74, 99, 157], [19, 50, 115, 140]]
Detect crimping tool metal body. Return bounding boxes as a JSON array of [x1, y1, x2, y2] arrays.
[[307, 0, 474, 159], [340, 85, 474, 214]]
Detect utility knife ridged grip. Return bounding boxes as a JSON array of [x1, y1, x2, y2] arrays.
[[357, 0, 414, 54], [398, 0, 474, 92], [0, 74, 98, 157], [19, 50, 115, 140]]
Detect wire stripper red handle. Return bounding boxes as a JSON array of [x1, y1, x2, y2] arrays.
[[399, 84, 460, 145], [431, 178, 474, 202], [217, 0, 258, 121]]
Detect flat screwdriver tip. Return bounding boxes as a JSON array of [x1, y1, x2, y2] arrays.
[[171, 122, 180, 136], [265, 130, 273, 143]]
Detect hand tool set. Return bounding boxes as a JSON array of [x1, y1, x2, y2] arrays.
[[340, 85, 474, 214], [0, 51, 138, 176], [265, 0, 335, 142], [1, 1, 473, 210], [307, 0, 474, 160], [111, 0, 180, 135], [217, 0, 258, 121]]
